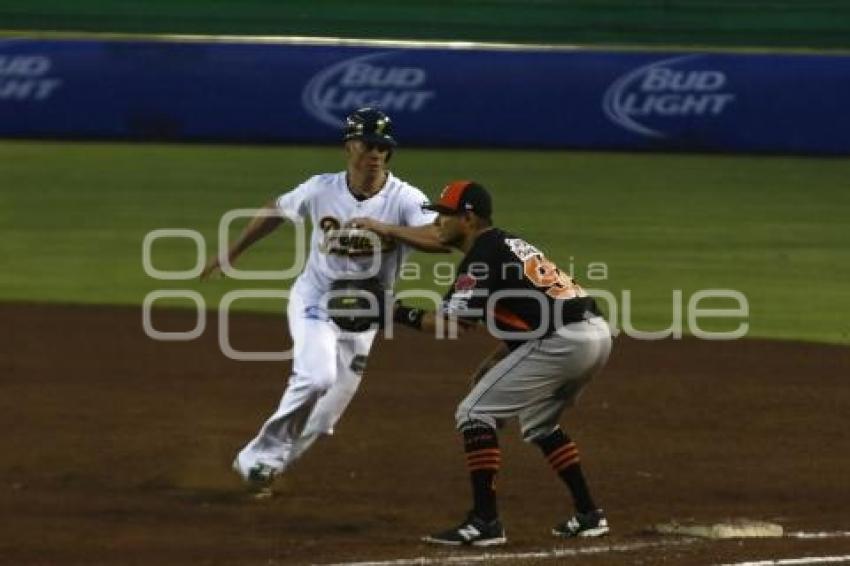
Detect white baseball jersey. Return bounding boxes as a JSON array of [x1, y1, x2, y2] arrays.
[[276, 171, 436, 306]]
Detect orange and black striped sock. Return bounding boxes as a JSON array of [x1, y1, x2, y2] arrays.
[[462, 423, 500, 521], [535, 428, 597, 514]]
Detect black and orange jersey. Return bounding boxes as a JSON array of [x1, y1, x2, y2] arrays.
[[442, 228, 601, 349]]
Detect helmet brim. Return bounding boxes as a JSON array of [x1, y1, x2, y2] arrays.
[[344, 132, 398, 147]]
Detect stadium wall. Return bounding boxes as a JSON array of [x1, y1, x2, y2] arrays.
[[2, 0, 850, 49], [2, 37, 849, 154]]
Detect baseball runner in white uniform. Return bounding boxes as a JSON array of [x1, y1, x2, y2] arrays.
[[201, 108, 441, 494]]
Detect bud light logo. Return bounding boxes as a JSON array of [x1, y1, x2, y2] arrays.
[[0, 54, 62, 101], [603, 55, 736, 138], [302, 52, 436, 129]]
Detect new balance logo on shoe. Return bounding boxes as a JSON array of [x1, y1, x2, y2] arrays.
[[423, 513, 507, 546], [552, 509, 610, 538], [457, 524, 481, 541]]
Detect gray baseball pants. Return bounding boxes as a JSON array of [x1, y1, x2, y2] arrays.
[[456, 317, 612, 441]]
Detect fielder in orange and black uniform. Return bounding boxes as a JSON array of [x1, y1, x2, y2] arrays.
[[387, 180, 613, 546]]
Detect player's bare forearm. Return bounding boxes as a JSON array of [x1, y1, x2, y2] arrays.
[[229, 202, 284, 259], [350, 217, 449, 253], [385, 224, 449, 253], [201, 201, 283, 279]]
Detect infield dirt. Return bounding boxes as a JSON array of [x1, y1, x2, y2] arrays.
[[1, 303, 848, 565]]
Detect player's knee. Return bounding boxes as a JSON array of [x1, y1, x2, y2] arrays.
[[304, 368, 337, 393], [455, 393, 475, 422], [455, 403, 497, 431], [303, 407, 338, 436], [454, 400, 472, 426], [521, 423, 559, 444], [335, 368, 363, 392]]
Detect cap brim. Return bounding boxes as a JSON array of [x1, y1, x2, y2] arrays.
[[422, 203, 459, 214]]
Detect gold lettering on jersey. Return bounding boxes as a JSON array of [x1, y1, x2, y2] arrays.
[[319, 216, 341, 233], [318, 215, 397, 256]]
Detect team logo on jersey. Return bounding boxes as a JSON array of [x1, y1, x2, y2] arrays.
[[603, 55, 736, 138], [506, 238, 583, 300], [318, 216, 397, 256], [302, 52, 436, 129]]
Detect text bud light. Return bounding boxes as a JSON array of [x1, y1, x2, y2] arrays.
[[302, 52, 436, 128], [603, 55, 736, 138]]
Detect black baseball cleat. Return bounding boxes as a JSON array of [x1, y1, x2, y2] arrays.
[[552, 509, 610, 538], [232, 458, 277, 500], [422, 513, 507, 546]]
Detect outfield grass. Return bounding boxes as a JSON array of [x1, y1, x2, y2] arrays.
[[1, 140, 848, 344]]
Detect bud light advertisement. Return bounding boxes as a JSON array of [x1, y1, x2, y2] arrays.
[[1, 38, 849, 154]]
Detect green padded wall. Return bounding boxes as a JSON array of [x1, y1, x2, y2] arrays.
[[1, 0, 849, 49]]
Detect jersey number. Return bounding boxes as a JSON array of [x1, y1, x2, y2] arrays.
[[523, 255, 582, 300]]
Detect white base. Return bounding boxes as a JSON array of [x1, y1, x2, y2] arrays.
[[655, 519, 784, 539]]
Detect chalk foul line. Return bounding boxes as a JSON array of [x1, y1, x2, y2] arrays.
[[319, 538, 697, 566], [715, 556, 850, 566], [319, 529, 850, 566]]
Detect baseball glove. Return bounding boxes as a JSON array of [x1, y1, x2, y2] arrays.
[[327, 277, 386, 332]]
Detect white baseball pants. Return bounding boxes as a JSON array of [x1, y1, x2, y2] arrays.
[[235, 286, 377, 476]]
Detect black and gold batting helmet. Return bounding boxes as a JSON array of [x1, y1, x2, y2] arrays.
[[343, 107, 398, 147]]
